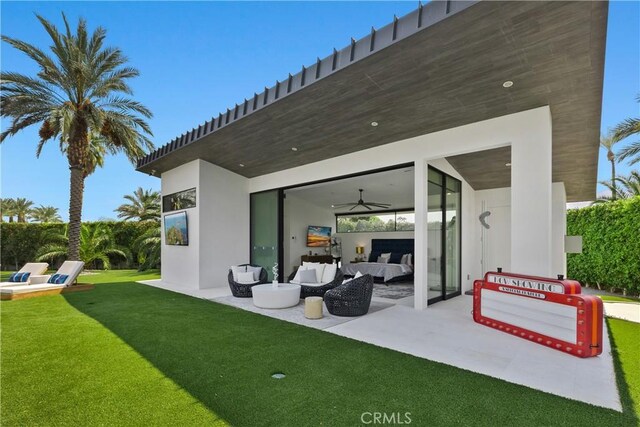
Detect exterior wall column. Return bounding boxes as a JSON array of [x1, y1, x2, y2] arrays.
[[551, 182, 567, 277], [413, 160, 427, 309], [510, 107, 553, 276]]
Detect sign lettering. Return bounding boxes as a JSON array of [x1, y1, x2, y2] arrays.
[[487, 274, 565, 294]]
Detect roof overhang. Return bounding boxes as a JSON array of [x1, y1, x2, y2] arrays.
[[137, 0, 608, 202]]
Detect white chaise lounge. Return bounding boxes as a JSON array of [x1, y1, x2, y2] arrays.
[[0, 261, 85, 297], [0, 262, 49, 287]]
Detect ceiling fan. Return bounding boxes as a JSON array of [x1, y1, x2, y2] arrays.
[[331, 189, 391, 211]]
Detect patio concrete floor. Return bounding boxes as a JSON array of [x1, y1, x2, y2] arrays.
[[138, 280, 621, 411]]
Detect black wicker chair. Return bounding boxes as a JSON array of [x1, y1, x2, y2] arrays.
[[228, 264, 268, 297], [288, 266, 344, 298], [324, 274, 374, 317]]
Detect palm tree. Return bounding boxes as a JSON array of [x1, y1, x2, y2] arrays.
[[30, 205, 63, 223], [1, 198, 16, 222], [115, 187, 160, 222], [614, 95, 640, 165], [132, 226, 161, 271], [600, 130, 620, 200], [1, 14, 153, 260], [13, 198, 34, 223], [36, 223, 130, 269], [595, 171, 640, 202]]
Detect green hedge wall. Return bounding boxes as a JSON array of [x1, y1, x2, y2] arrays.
[[567, 196, 640, 294], [0, 221, 158, 271]]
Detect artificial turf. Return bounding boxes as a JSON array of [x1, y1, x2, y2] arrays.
[[1, 270, 638, 426]]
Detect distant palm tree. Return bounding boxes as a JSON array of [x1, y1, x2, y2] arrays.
[[600, 130, 620, 200], [1, 198, 17, 222], [596, 171, 640, 202], [12, 198, 34, 223], [30, 205, 63, 223], [36, 223, 130, 269], [614, 95, 640, 166], [133, 226, 161, 271], [115, 187, 160, 222], [1, 14, 154, 260]]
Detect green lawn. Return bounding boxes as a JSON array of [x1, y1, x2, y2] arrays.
[[599, 295, 640, 303], [1, 270, 638, 426]]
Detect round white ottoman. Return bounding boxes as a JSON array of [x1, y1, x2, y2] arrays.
[[252, 284, 301, 309], [304, 296, 323, 319]]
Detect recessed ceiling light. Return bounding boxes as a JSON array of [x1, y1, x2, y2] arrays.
[[291, 147, 298, 151], [371, 121, 379, 127], [505, 162, 512, 167], [239, 163, 245, 167], [502, 80, 514, 88]]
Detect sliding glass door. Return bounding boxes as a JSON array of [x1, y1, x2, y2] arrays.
[[250, 190, 283, 281], [427, 167, 461, 304]]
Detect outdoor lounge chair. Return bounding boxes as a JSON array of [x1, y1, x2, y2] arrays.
[[0, 261, 85, 297], [324, 273, 374, 317], [288, 265, 344, 298], [228, 264, 268, 297], [0, 262, 49, 287]]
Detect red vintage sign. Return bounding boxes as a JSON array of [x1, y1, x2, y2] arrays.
[[473, 271, 603, 358]]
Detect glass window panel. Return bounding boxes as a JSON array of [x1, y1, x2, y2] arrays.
[[251, 191, 279, 280], [336, 211, 415, 233]]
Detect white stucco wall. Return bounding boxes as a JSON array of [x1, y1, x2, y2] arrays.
[[551, 182, 567, 278], [161, 159, 249, 289], [161, 160, 201, 289]]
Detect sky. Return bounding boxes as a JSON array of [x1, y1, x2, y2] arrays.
[[1, 1, 639, 221]]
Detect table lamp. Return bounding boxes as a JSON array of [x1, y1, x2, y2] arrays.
[[356, 246, 364, 261]]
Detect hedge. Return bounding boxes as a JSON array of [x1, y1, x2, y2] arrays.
[[0, 221, 158, 271], [567, 196, 640, 294]]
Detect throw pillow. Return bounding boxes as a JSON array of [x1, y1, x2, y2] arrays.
[[407, 254, 413, 266], [377, 256, 390, 264], [47, 274, 69, 285], [291, 266, 308, 284], [380, 252, 392, 259], [298, 269, 317, 284], [246, 265, 263, 281], [230, 265, 247, 282], [342, 271, 363, 284], [400, 254, 408, 265], [237, 271, 257, 284], [321, 263, 337, 283], [389, 252, 403, 264], [302, 262, 325, 283], [9, 272, 30, 283]]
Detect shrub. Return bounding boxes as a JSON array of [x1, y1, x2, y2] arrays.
[[1, 221, 158, 270], [567, 196, 640, 294]]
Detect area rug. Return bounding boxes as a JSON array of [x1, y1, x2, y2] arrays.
[[373, 282, 414, 300], [212, 296, 393, 330]]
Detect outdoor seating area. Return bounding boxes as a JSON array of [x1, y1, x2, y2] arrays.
[[228, 262, 375, 318], [0, 261, 90, 301]]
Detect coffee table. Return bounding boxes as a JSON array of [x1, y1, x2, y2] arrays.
[[252, 283, 301, 309]]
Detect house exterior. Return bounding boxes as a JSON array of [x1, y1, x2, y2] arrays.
[[136, 0, 608, 310]]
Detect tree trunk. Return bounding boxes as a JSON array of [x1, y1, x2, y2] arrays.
[[610, 158, 617, 201], [67, 115, 89, 261]]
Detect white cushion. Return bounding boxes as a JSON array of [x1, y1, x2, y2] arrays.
[[380, 253, 392, 259], [291, 266, 309, 284], [0, 283, 64, 294], [407, 254, 413, 266], [342, 271, 363, 284], [18, 263, 49, 275], [246, 265, 263, 281], [400, 254, 408, 265], [54, 261, 84, 286], [237, 271, 257, 284], [302, 262, 325, 283], [377, 256, 390, 264], [321, 263, 337, 283], [298, 269, 318, 283], [231, 265, 246, 282]]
